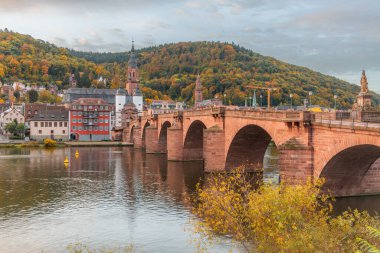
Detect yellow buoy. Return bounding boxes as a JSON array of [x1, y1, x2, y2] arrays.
[[75, 150, 79, 158], [64, 156, 69, 164]]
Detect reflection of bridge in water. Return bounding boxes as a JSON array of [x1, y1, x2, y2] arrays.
[[122, 108, 380, 197]]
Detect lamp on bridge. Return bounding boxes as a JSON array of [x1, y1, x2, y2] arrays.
[[308, 91, 313, 108], [290, 93, 293, 107], [260, 94, 263, 107], [334, 95, 338, 110], [223, 93, 227, 105]]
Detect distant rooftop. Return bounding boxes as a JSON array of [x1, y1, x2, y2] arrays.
[[30, 110, 68, 121]]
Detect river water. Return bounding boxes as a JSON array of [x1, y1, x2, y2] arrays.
[[0, 147, 379, 253]]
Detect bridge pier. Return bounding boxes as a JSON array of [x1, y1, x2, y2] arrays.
[[145, 127, 161, 153], [203, 126, 226, 172], [278, 140, 313, 183], [132, 126, 143, 149], [167, 126, 184, 160]]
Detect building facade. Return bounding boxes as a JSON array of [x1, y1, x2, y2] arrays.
[[148, 100, 186, 114], [0, 107, 25, 134], [29, 110, 69, 141], [69, 98, 113, 141]]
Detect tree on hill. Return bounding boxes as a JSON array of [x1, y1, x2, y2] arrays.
[[27, 89, 38, 103]]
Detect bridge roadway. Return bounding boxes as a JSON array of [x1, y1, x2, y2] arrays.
[[122, 107, 380, 197]]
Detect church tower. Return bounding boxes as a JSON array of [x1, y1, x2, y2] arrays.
[[125, 41, 139, 95], [194, 74, 203, 107]]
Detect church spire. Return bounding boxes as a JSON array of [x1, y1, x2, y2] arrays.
[[194, 73, 203, 107]]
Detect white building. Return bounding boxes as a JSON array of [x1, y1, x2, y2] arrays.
[[0, 107, 25, 134], [29, 110, 69, 141]]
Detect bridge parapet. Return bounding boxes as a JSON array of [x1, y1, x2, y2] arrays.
[[224, 109, 309, 122], [312, 111, 380, 131]]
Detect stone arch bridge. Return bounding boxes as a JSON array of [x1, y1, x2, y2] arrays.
[[122, 107, 380, 196]]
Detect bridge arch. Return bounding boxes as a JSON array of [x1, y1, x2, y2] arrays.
[[129, 125, 135, 143], [158, 121, 172, 153], [142, 121, 150, 148], [225, 124, 277, 172], [320, 144, 380, 196], [183, 120, 207, 160]]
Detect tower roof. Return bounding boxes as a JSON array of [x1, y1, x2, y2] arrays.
[[116, 87, 127, 95], [128, 40, 138, 68]]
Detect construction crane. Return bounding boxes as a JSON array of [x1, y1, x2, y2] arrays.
[[245, 85, 280, 109]]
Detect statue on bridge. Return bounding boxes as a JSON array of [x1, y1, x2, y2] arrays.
[[354, 70, 372, 112], [361, 70, 369, 94]]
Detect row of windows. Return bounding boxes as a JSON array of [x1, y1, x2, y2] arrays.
[[72, 105, 110, 110], [72, 111, 109, 116], [72, 126, 109, 131], [4, 118, 23, 122], [38, 130, 66, 134], [34, 122, 68, 128], [72, 119, 109, 123]]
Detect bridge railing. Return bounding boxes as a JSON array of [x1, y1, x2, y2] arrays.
[[311, 111, 380, 130], [225, 109, 304, 121]]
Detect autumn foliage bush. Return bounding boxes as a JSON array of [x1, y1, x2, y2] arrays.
[[44, 138, 57, 148], [192, 168, 380, 253]]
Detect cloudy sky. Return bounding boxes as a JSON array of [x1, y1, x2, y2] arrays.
[[1, 0, 379, 92]]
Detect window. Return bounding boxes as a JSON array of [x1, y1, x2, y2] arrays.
[[83, 119, 88, 123], [89, 106, 93, 109], [99, 112, 103, 116], [100, 106, 103, 110], [38, 130, 42, 134], [78, 112, 82, 116], [34, 110, 37, 114], [73, 119, 76, 123], [105, 106, 108, 110], [59, 122, 62, 127], [28, 110, 31, 115], [94, 119, 98, 123], [62, 130, 66, 134], [84, 106, 87, 110], [34, 122, 38, 127], [51, 130, 54, 134], [73, 111, 77, 116], [41, 122, 44, 127], [49, 122, 52, 127], [64, 122, 67, 127], [78, 119, 82, 123], [99, 126, 103, 131], [105, 119, 108, 123], [94, 126, 98, 131], [99, 119, 103, 123], [54, 122, 57, 127], [73, 126, 76, 130], [105, 126, 108, 131]]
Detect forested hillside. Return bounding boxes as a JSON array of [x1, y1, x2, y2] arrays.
[[0, 29, 378, 108]]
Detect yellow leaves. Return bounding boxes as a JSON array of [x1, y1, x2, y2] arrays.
[[192, 168, 380, 253]]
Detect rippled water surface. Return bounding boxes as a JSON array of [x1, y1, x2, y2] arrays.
[[0, 147, 379, 253], [0, 147, 235, 253]]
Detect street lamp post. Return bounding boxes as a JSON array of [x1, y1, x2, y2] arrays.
[[308, 91, 313, 108], [260, 94, 263, 107], [290, 93, 293, 107], [223, 93, 226, 105], [334, 95, 338, 110]]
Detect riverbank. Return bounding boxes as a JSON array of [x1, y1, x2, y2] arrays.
[[0, 141, 133, 148]]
